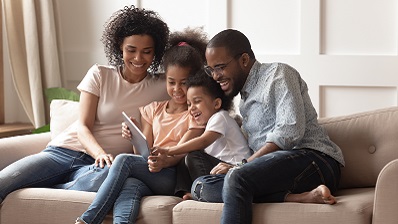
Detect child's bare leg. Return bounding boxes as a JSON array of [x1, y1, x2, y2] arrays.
[[285, 185, 336, 204]]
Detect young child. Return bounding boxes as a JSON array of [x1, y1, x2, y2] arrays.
[[153, 69, 253, 199], [75, 27, 208, 224]]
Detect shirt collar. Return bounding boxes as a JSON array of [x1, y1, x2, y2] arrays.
[[241, 60, 261, 99]]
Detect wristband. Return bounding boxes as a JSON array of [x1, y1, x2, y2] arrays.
[[236, 159, 248, 167]]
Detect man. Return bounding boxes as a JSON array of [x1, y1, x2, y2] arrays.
[[192, 29, 345, 224]]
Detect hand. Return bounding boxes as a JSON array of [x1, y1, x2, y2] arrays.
[[121, 122, 132, 140], [94, 153, 114, 168], [210, 162, 234, 174], [151, 147, 169, 155], [147, 150, 168, 173], [121, 117, 139, 140]]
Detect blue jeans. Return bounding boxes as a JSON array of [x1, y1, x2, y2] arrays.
[[175, 150, 221, 197], [191, 149, 341, 224], [0, 146, 109, 203], [79, 153, 176, 224]]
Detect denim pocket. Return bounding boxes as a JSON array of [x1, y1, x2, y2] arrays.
[[291, 160, 326, 194]]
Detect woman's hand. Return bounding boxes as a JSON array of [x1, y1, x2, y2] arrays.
[[210, 162, 234, 174], [94, 153, 114, 168]]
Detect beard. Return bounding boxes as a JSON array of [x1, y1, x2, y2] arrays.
[[226, 71, 246, 99]]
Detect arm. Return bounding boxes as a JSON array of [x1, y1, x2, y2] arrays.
[[140, 115, 154, 149], [154, 130, 221, 156], [77, 91, 113, 168], [266, 65, 306, 149], [247, 142, 279, 162], [210, 142, 279, 174]]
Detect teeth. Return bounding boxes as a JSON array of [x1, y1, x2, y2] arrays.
[[218, 80, 228, 86], [132, 63, 144, 68], [174, 95, 184, 99], [192, 112, 201, 118]]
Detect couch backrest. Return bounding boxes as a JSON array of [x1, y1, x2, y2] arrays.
[[318, 106, 398, 189]]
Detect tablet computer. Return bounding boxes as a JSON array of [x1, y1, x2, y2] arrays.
[[122, 111, 150, 159]]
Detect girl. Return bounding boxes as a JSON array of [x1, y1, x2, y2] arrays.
[[75, 27, 208, 224], [153, 70, 253, 199]]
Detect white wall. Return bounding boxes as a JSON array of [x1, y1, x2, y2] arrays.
[[4, 0, 398, 122]]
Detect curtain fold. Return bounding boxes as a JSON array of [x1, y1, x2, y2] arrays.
[[2, 0, 61, 128]]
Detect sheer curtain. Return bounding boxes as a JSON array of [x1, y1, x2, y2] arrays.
[[2, 0, 61, 128]]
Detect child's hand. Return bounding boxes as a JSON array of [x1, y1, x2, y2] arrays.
[[151, 147, 169, 155], [121, 117, 139, 140], [147, 153, 168, 173], [210, 162, 234, 174], [121, 122, 132, 139]]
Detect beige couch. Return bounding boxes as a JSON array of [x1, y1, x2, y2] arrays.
[[1, 104, 398, 224]]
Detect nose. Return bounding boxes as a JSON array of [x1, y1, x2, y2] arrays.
[[211, 71, 222, 80], [134, 52, 143, 61], [189, 104, 196, 111], [174, 83, 183, 92]]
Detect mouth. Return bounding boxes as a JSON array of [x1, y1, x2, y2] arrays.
[[191, 111, 202, 121], [217, 79, 229, 91], [173, 94, 185, 100], [130, 62, 145, 68]]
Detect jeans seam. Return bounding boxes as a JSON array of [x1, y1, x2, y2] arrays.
[[309, 151, 338, 190], [90, 156, 130, 223]]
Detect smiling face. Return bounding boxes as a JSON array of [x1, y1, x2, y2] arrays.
[[187, 86, 221, 126], [121, 34, 155, 80], [205, 47, 246, 98], [166, 65, 190, 106]]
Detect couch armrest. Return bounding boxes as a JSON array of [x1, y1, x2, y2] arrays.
[[372, 159, 398, 224], [0, 133, 50, 170]]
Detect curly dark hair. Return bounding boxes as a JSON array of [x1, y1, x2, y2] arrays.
[[101, 5, 169, 73], [187, 69, 232, 111], [162, 27, 208, 76]]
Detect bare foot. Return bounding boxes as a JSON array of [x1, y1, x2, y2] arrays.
[[285, 185, 336, 204], [75, 218, 85, 224], [182, 192, 193, 200]]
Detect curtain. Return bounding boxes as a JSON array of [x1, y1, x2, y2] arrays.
[[2, 0, 61, 128]]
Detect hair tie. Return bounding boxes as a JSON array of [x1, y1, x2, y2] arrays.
[[178, 41, 189, 47]]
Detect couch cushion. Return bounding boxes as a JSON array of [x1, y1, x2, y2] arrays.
[[318, 106, 398, 189], [173, 188, 374, 224], [50, 99, 79, 139], [0, 188, 180, 224], [0, 132, 50, 170]]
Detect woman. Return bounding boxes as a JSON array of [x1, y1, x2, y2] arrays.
[[0, 5, 170, 203]]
